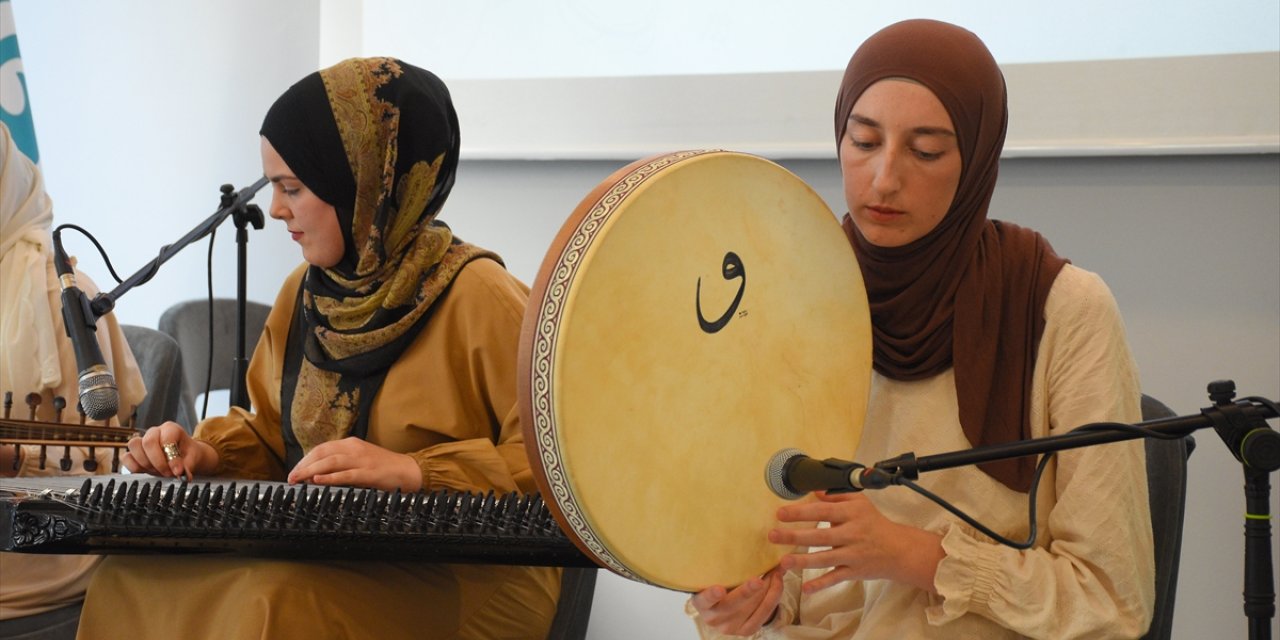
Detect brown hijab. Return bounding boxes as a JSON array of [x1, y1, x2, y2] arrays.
[[835, 20, 1067, 492]]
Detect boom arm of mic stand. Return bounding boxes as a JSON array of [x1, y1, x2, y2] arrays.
[[86, 177, 269, 319], [858, 381, 1278, 640], [862, 399, 1276, 485]]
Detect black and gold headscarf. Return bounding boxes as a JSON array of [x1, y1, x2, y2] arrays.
[[260, 57, 496, 468]]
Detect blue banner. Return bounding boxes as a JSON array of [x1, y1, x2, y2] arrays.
[[1, 0, 39, 163]]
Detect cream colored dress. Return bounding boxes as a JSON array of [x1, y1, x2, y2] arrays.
[[77, 259, 561, 640], [690, 265, 1155, 639]]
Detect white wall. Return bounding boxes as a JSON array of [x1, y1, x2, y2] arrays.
[[13, 0, 319, 328], [10, 2, 1280, 639], [374, 3, 1280, 160], [363, 0, 1280, 78]]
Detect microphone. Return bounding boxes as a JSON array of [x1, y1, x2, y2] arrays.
[[51, 232, 118, 421], [764, 448, 888, 500]]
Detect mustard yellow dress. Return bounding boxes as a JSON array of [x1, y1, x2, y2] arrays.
[[77, 259, 561, 640]]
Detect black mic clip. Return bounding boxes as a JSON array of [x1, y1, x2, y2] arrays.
[[816, 457, 865, 495], [221, 183, 265, 233], [854, 453, 920, 490], [1204, 380, 1280, 472], [88, 292, 115, 318]]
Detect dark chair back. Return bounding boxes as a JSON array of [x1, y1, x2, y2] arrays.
[[120, 324, 196, 431], [1139, 393, 1195, 640], [547, 567, 598, 640], [157, 298, 271, 406]]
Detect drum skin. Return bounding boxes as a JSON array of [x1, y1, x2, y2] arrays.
[[519, 150, 871, 592]]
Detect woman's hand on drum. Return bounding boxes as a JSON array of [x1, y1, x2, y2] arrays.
[[770, 491, 944, 594], [690, 567, 784, 636], [124, 422, 218, 480], [287, 436, 422, 493]]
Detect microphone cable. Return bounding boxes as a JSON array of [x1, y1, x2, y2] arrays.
[[889, 420, 1191, 550], [200, 228, 217, 421], [52, 223, 139, 286]]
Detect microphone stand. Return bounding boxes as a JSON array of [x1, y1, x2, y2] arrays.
[[850, 380, 1278, 640], [225, 184, 265, 410], [87, 178, 268, 410]]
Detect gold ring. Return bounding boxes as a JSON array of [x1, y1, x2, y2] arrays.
[[162, 442, 181, 461]]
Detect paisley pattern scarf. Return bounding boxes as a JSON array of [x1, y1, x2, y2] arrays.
[[260, 57, 496, 468]]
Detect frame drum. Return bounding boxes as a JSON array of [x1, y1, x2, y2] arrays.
[[518, 150, 871, 592]]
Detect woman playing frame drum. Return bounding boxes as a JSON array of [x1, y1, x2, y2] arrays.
[[689, 20, 1155, 639]]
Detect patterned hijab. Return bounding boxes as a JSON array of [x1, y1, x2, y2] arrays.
[[260, 57, 495, 468], [835, 20, 1067, 492]]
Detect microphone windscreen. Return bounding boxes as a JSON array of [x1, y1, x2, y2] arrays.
[[765, 448, 807, 500], [79, 369, 119, 421]]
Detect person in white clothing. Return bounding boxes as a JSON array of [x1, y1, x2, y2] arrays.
[[689, 19, 1154, 639], [0, 122, 146, 639]]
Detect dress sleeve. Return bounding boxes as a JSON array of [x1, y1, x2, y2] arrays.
[[195, 260, 536, 492], [405, 260, 538, 495], [929, 269, 1155, 639], [195, 342, 289, 482], [193, 268, 299, 482]]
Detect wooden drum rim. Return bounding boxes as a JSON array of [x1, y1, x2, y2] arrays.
[[518, 150, 870, 590], [518, 151, 701, 581]]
